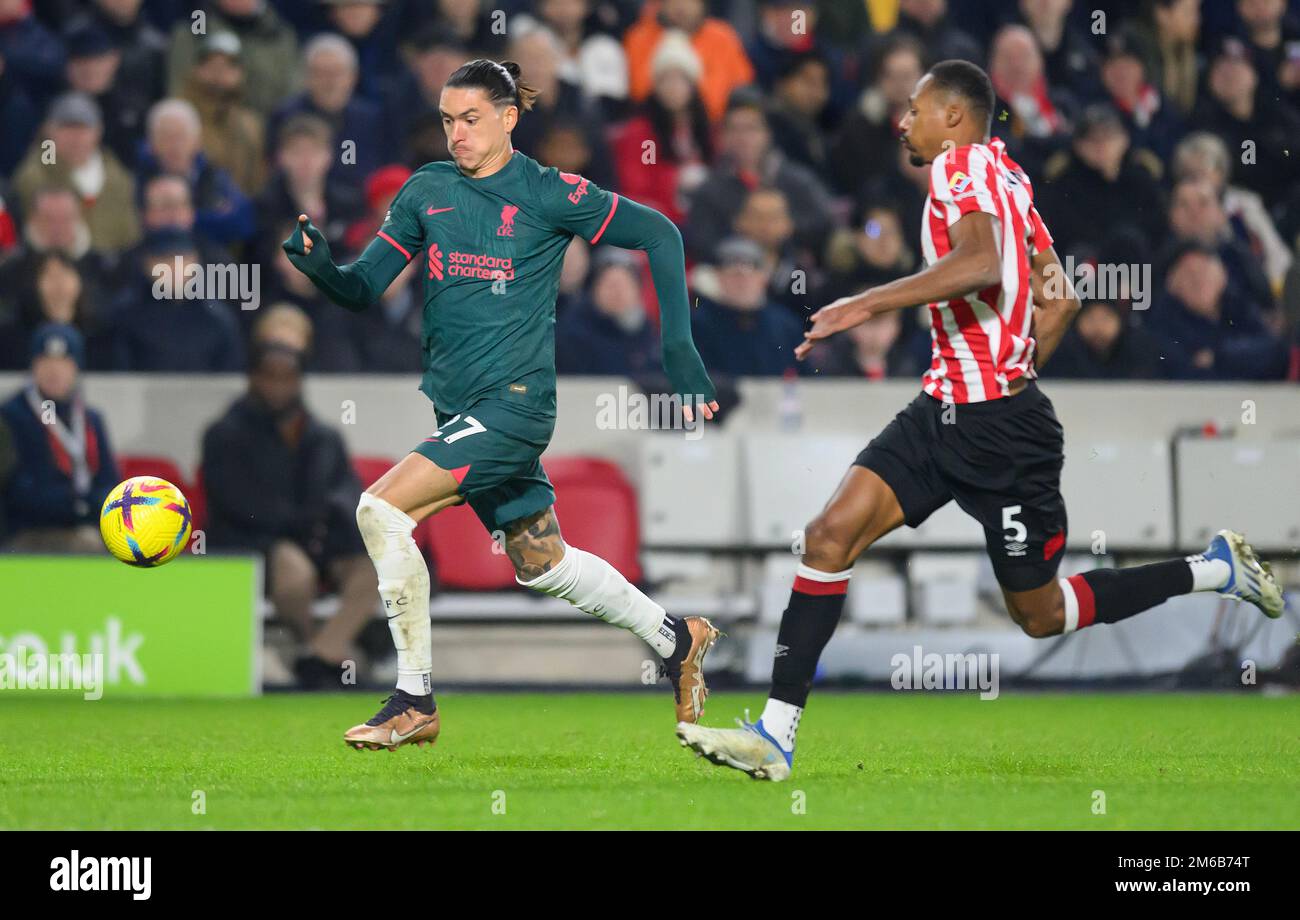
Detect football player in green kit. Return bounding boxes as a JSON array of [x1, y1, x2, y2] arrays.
[[283, 59, 721, 752]]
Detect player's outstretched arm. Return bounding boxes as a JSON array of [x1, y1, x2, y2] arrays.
[[1028, 245, 1082, 369], [596, 197, 719, 422], [795, 211, 1003, 359], [281, 214, 408, 312]]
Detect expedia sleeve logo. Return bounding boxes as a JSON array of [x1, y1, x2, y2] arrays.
[[559, 171, 590, 205]]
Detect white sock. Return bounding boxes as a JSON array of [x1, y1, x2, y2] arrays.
[[759, 698, 801, 753], [356, 493, 432, 696], [1185, 554, 1231, 592], [519, 544, 677, 657]]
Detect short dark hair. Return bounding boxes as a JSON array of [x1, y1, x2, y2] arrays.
[[926, 59, 995, 130]]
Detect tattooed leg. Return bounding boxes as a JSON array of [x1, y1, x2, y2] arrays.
[[503, 508, 565, 581], [508, 506, 680, 657]]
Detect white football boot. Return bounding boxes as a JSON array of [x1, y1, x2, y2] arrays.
[[1198, 529, 1285, 619], [676, 714, 793, 781]]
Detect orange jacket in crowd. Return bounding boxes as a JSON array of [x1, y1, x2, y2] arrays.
[[623, 1, 756, 121]]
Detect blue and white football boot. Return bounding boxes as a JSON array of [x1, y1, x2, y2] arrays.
[[676, 713, 793, 782], [1199, 529, 1285, 619]]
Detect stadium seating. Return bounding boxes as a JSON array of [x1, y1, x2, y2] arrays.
[[421, 502, 518, 591], [547, 456, 643, 584]]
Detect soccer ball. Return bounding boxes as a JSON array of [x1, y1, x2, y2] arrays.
[[99, 476, 193, 567]]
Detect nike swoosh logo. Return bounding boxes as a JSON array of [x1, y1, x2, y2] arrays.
[[390, 717, 434, 744], [427, 207, 455, 215]]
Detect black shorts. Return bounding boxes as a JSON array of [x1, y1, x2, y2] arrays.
[[855, 382, 1067, 592]]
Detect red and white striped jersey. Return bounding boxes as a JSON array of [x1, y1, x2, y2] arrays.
[[920, 137, 1054, 403]]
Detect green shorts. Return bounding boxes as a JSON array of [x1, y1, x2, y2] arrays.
[[412, 398, 556, 533]]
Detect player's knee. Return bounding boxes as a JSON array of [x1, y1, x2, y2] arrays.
[[802, 514, 855, 570], [356, 492, 413, 557], [1007, 597, 1064, 638]]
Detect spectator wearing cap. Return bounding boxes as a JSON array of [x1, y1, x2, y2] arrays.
[[268, 33, 386, 191], [1042, 299, 1164, 380], [0, 323, 120, 553], [1147, 241, 1287, 380], [105, 227, 244, 372], [555, 248, 660, 376], [1193, 34, 1300, 202], [1159, 175, 1274, 311], [62, 15, 153, 171], [166, 0, 299, 118], [0, 186, 110, 324], [514, 0, 630, 120], [624, 0, 755, 123], [13, 92, 141, 254], [200, 340, 378, 689], [609, 29, 713, 226], [829, 35, 924, 198], [689, 236, 804, 378], [1037, 104, 1165, 264], [1097, 26, 1185, 161], [0, 0, 66, 104], [1172, 132, 1292, 298], [683, 90, 834, 266], [180, 31, 267, 198], [137, 97, 255, 247], [255, 113, 364, 267]]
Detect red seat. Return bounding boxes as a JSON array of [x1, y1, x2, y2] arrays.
[[117, 454, 188, 491], [421, 503, 518, 590], [353, 455, 396, 490], [546, 456, 643, 584]]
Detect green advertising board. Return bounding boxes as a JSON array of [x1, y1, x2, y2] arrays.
[[0, 555, 260, 697]]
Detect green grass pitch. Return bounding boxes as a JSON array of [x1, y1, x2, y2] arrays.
[[2, 692, 1297, 829]]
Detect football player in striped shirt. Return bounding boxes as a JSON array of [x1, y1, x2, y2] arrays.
[[678, 60, 1284, 781], [284, 60, 721, 751]]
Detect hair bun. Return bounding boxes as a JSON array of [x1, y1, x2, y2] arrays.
[[500, 60, 522, 81]]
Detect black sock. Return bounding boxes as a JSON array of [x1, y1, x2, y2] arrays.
[[769, 588, 847, 708], [1067, 560, 1193, 628], [396, 688, 436, 714]]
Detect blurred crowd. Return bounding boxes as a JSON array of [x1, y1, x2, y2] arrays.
[[0, 0, 1297, 389]]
